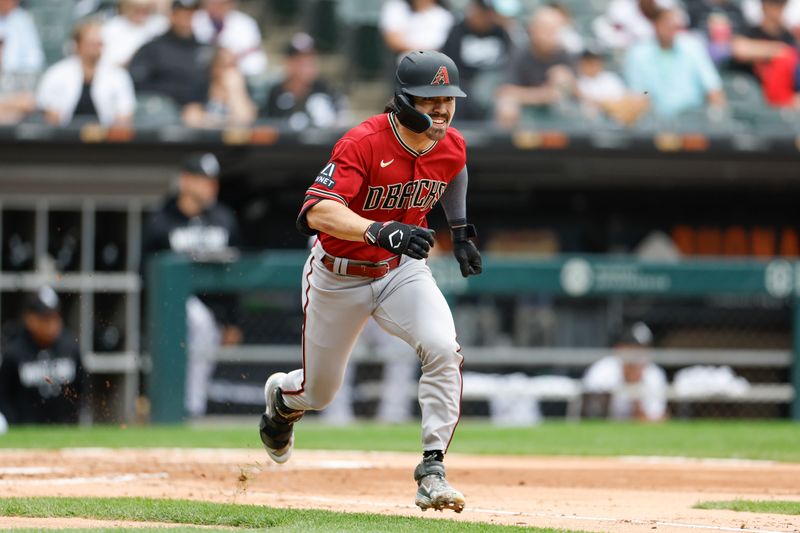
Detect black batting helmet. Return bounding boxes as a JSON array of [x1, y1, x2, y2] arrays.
[[395, 50, 467, 98]]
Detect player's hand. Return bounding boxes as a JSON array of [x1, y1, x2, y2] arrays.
[[364, 221, 435, 260], [452, 224, 482, 277]]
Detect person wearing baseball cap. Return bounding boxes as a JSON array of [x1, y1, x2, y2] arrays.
[[128, 0, 214, 108], [0, 286, 85, 425], [142, 152, 243, 417], [259, 32, 348, 130], [441, 0, 513, 119], [581, 322, 669, 421]]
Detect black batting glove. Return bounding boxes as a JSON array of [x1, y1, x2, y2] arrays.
[[364, 221, 435, 260], [452, 224, 482, 277]]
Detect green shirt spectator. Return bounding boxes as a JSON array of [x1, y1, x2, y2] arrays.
[[624, 7, 725, 117]]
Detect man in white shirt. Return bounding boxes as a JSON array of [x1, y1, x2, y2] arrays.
[[0, 0, 44, 75], [192, 0, 266, 77], [37, 20, 136, 126], [101, 0, 169, 67], [380, 0, 455, 54], [582, 322, 668, 421]]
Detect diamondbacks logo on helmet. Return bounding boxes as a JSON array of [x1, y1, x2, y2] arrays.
[[430, 66, 450, 86]]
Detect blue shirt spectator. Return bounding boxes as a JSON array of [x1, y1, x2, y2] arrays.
[[0, 0, 45, 74], [624, 7, 725, 117]]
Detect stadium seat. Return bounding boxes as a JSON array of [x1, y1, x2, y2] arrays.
[[520, 103, 586, 132], [336, 0, 383, 26], [26, 0, 77, 66], [134, 93, 182, 128], [335, 0, 387, 80], [308, 0, 339, 53]]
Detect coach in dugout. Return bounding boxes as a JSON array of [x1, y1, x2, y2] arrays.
[[142, 152, 243, 417], [0, 286, 85, 425]]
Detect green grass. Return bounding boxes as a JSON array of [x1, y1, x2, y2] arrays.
[[0, 497, 579, 532], [695, 500, 800, 515], [1, 421, 799, 461]]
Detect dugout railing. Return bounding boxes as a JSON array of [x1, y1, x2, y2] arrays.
[[147, 252, 800, 423]]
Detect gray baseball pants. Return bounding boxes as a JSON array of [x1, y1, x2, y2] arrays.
[[279, 242, 463, 451]]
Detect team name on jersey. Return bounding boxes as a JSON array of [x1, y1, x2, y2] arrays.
[[363, 179, 447, 211]]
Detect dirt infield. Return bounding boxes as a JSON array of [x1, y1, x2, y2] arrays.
[[1, 448, 798, 532]]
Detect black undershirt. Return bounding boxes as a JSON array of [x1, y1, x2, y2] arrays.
[[73, 82, 98, 119]]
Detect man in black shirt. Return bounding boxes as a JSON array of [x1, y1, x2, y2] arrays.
[[495, 6, 575, 128], [730, 0, 798, 105], [0, 287, 84, 425], [260, 33, 347, 130], [732, 0, 794, 73], [128, 0, 213, 109], [143, 152, 242, 417], [442, 0, 513, 120]]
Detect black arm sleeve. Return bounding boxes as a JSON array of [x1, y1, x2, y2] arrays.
[[439, 165, 468, 227]]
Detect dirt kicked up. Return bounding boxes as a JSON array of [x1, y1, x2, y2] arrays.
[[0, 448, 798, 532]]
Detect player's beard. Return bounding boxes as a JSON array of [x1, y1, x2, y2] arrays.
[[425, 113, 450, 141]]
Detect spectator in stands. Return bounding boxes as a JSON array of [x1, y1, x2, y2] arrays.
[[732, 0, 798, 106], [441, 0, 513, 120], [551, 2, 585, 56], [129, 0, 214, 108], [688, 0, 747, 67], [594, 0, 661, 51], [143, 153, 243, 417], [193, 0, 266, 78], [576, 49, 648, 125], [495, 6, 575, 128], [582, 322, 668, 422], [182, 47, 256, 128], [101, 0, 169, 68], [0, 286, 85, 425], [260, 33, 348, 130], [0, 0, 42, 124], [624, 6, 726, 117], [0, 0, 45, 76], [380, 0, 454, 56], [0, 41, 34, 123], [742, 0, 800, 29], [37, 20, 136, 126]]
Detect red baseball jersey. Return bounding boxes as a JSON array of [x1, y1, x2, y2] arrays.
[[298, 112, 467, 262]]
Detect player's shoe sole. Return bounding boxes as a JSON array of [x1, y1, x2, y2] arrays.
[[260, 372, 294, 464], [415, 487, 466, 513]]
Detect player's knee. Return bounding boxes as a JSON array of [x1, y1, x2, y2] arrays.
[[417, 338, 461, 367]]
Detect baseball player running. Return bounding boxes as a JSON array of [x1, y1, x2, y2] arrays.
[[259, 50, 482, 513]]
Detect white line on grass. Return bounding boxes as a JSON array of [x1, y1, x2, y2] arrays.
[[618, 456, 777, 467], [248, 492, 790, 533]]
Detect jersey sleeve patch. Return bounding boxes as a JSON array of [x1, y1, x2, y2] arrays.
[[314, 162, 337, 189]]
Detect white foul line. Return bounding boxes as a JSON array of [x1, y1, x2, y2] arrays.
[[0, 472, 168, 486], [249, 491, 792, 533]]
